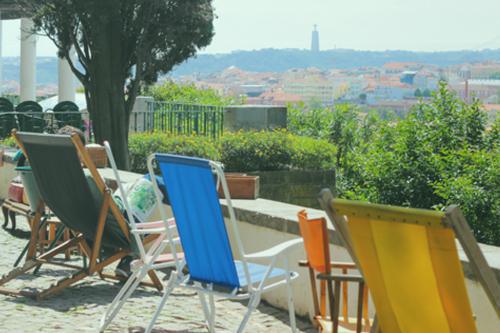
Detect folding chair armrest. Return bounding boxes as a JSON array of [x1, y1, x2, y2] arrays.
[[298, 260, 357, 269], [331, 261, 357, 270], [298, 260, 310, 267], [132, 218, 177, 235], [244, 238, 303, 260], [135, 218, 175, 230], [317, 272, 364, 283]]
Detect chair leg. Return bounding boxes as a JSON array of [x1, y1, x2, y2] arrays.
[[145, 272, 177, 333], [370, 315, 379, 333], [34, 224, 66, 275], [333, 280, 342, 333], [14, 217, 47, 268], [284, 258, 297, 333], [356, 282, 365, 333], [362, 286, 370, 330], [148, 270, 163, 292], [199, 291, 216, 333], [2, 206, 8, 228], [100, 264, 151, 332], [209, 293, 216, 331], [8, 210, 16, 230], [9, 210, 16, 231], [237, 294, 261, 333], [13, 240, 31, 267], [64, 228, 71, 260]]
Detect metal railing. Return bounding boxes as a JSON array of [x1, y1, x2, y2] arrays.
[[129, 102, 225, 138], [0, 111, 90, 139], [1, 102, 225, 140]]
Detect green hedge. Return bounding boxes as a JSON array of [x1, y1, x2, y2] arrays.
[[128, 130, 336, 173], [219, 131, 291, 171], [129, 133, 220, 173], [289, 135, 337, 171]]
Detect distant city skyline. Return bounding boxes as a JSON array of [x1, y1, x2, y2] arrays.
[[1, 0, 500, 57]]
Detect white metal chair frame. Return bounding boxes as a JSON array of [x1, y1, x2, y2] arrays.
[[99, 142, 180, 332], [145, 154, 303, 333]]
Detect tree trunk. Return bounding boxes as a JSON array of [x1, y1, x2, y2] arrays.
[[83, 14, 132, 170], [85, 74, 130, 170]]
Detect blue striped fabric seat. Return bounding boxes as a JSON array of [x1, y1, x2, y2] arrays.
[[156, 154, 241, 289]]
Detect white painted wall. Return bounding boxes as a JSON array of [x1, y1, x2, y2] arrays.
[[224, 218, 374, 319], [225, 218, 499, 332]]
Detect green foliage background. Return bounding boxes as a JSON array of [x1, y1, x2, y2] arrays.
[[145, 81, 243, 106], [287, 82, 499, 245]]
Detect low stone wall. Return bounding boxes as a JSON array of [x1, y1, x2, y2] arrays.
[[250, 169, 335, 209], [223, 105, 287, 131]]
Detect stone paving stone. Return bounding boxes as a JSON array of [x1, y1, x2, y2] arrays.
[[0, 215, 315, 332]]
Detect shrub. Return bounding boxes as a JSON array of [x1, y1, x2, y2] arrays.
[[144, 81, 242, 106], [129, 132, 219, 173], [287, 102, 335, 140], [128, 130, 338, 174], [333, 82, 500, 245], [433, 149, 500, 245], [219, 130, 291, 172], [289, 135, 336, 170]]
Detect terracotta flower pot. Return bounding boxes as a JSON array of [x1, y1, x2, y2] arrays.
[[218, 173, 260, 200], [85, 144, 108, 168]]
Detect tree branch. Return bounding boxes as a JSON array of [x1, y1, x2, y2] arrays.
[[69, 23, 89, 72]]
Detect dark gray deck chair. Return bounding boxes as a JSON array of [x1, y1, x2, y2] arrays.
[[0, 131, 162, 300]]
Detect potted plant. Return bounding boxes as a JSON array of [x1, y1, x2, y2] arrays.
[[218, 173, 260, 200]]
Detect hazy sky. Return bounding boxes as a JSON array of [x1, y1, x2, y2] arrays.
[[2, 0, 500, 57]]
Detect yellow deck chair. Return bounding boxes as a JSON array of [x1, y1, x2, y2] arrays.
[[318, 189, 500, 333]]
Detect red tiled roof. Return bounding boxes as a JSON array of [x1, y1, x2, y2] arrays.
[[483, 104, 500, 111], [383, 62, 418, 70]]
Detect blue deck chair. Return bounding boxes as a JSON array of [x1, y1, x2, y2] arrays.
[[144, 154, 302, 333]]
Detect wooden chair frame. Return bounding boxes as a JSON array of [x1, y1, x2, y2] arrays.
[[2, 197, 76, 268], [318, 189, 500, 333], [298, 211, 370, 333], [0, 130, 162, 300]]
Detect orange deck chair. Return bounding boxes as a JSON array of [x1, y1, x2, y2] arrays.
[[298, 209, 371, 333]]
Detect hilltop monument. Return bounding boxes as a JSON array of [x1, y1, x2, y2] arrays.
[[311, 24, 319, 52]]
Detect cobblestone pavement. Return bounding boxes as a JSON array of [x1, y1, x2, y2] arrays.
[[0, 215, 316, 333]]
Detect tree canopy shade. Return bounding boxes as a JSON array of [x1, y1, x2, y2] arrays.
[[20, 0, 215, 168]]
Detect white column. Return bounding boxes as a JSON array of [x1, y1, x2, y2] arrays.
[[58, 49, 75, 102], [20, 18, 37, 102], [0, 12, 3, 96]]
